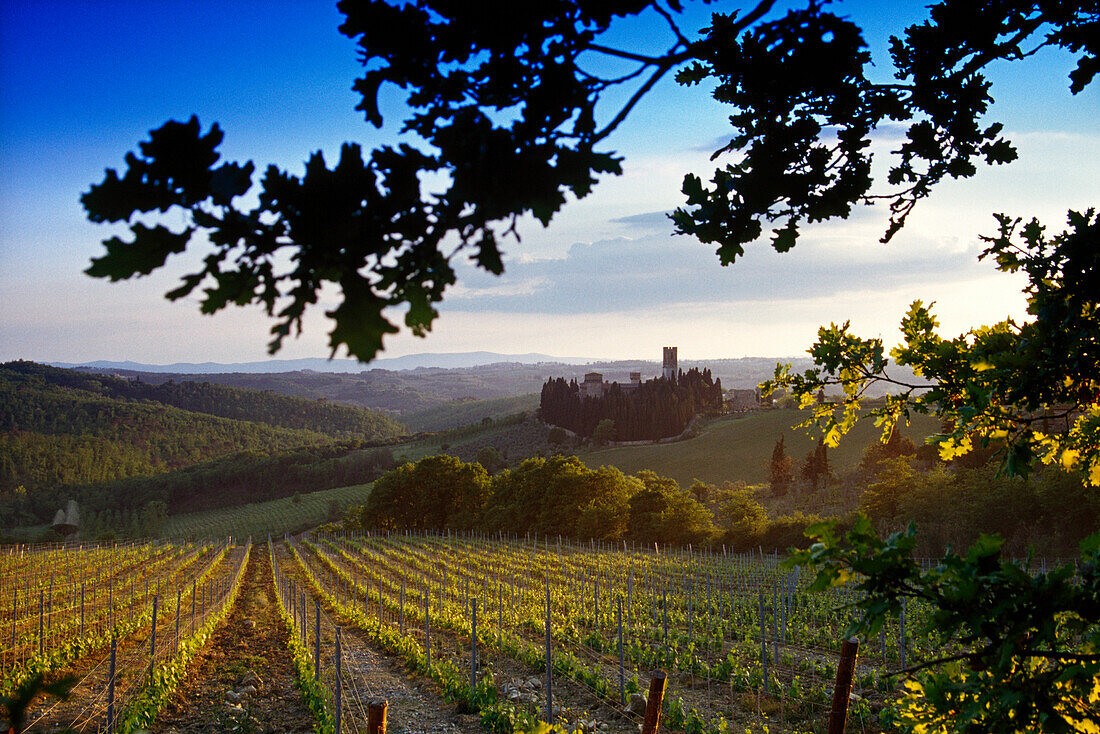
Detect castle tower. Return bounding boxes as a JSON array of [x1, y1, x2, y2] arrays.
[[662, 346, 678, 382]]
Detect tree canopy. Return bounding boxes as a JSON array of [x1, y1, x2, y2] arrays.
[[768, 210, 1100, 487], [83, 0, 1098, 480], [790, 518, 1100, 733]]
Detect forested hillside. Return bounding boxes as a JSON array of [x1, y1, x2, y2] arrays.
[[91, 363, 553, 413], [3, 361, 405, 438], [51, 442, 398, 532], [0, 362, 408, 525]]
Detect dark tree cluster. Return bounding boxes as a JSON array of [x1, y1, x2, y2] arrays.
[[349, 454, 715, 546], [799, 438, 831, 492], [538, 369, 721, 441], [768, 434, 794, 496]]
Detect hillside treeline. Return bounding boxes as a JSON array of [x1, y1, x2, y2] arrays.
[[0, 361, 405, 493], [1, 387, 327, 493], [854, 437, 1099, 556], [1, 443, 397, 530], [104, 361, 551, 413], [539, 369, 722, 440], [349, 437, 1099, 555], [2, 361, 405, 439], [346, 454, 815, 550]]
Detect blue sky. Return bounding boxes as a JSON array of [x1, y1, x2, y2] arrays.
[[1, 1, 1097, 365]]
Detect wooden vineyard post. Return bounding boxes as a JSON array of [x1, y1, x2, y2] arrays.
[[11, 586, 16, 665], [642, 671, 667, 734], [368, 698, 388, 734], [594, 574, 600, 636], [662, 590, 669, 659], [46, 577, 52, 639], [772, 583, 779, 666], [899, 598, 907, 670], [687, 578, 693, 644], [335, 627, 343, 734], [759, 592, 768, 694], [314, 598, 321, 681], [828, 638, 859, 734], [544, 579, 552, 722], [175, 587, 181, 653], [425, 592, 431, 669], [106, 635, 117, 734], [149, 595, 158, 685], [300, 591, 307, 649], [470, 598, 478, 691], [618, 598, 625, 706]]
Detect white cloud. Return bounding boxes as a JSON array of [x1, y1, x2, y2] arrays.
[[444, 223, 996, 316]]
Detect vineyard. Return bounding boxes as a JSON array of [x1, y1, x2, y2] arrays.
[[160, 483, 374, 540], [271, 531, 927, 734], [1, 533, 1085, 733], [2, 537, 247, 732]]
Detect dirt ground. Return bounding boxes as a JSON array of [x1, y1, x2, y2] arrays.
[[150, 551, 316, 733], [149, 548, 487, 734]]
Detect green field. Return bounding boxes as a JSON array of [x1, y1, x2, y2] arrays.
[[162, 482, 373, 540], [400, 393, 539, 432], [582, 408, 941, 488]]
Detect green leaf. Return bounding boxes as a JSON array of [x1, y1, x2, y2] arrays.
[[771, 221, 799, 253], [326, 279, 400, 362], [475, 231, 504, 275], [1080, 529, 1100, 555], [86, 224, 193, 281]]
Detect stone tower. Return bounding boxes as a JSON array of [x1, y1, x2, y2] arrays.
[[662, 346, 678, 382]]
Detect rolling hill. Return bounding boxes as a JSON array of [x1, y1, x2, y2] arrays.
[[581, 408, 942, 488], [0, 361, 408, 528]]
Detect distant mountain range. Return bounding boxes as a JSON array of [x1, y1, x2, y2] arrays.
[[43, 352, 923, 416], [50, 352, 595, 374]]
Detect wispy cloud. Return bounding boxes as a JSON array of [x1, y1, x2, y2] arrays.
[[609, 210, 675, 230], [444, 225, 991, 316]]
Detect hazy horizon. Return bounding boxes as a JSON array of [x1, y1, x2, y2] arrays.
[[38, 349, 814, 375]]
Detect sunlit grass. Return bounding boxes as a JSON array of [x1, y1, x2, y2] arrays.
[[163, 482, 373, 540], [583, 408, 941, 487]]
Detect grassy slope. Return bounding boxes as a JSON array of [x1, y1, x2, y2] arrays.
[[400, 394, 539, 432], [582, 408, 942, 488], [163, 483, 373, 540]]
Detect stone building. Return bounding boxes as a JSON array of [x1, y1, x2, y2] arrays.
[[580, 372, 605, 398], [662, 346, 677, 381], [580, 370, 643, 398], [726, 388, 759, 412]]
